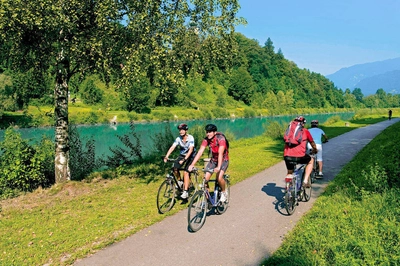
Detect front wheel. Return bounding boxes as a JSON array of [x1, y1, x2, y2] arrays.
[[156, 180, 176, 214], [187, 190, 207, 232], [216, 177, 230, 214]]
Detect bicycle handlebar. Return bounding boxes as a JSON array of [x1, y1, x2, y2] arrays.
[[161, 156, 177, 163]]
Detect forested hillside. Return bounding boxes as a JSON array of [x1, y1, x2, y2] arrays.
[[1, 35, 400, 119], [2, 32, 399, 119]]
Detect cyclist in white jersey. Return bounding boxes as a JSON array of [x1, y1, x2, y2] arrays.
[[308, 120, 328, 177], [164, 123, 196, 199]]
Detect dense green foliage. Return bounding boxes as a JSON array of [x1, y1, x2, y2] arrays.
[[0, 128, 54, 199], [263, 122, 400, 265]]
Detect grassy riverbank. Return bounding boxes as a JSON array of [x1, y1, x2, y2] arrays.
[[0, 112, 397, 265]]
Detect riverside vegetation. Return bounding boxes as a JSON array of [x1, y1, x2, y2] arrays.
[[0, 108, 398, 265]]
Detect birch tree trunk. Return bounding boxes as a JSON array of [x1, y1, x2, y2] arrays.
[[54, 50, 70, 183]]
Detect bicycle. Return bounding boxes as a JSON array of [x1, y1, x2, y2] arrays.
[[310, 153, 319, 184], [309, 140, 328, 183], [284, 161, 312, 215], [187, 168, 230, 232], [157, 158, 199, 214]]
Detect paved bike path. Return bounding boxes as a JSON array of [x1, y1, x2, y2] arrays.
[[74, 118, 399, 266]]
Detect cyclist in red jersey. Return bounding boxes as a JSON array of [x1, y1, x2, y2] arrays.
[[188, 124, 229, 202], [283, 116, 317, 188]]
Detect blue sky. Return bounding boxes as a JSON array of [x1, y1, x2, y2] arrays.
[[236, 0, 400, 76]]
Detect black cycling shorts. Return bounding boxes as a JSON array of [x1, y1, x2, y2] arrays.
[[284, 154, 311, 171]]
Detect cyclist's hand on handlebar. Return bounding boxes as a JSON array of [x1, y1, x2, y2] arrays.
[[312, 148, 318, 154], [188, 165, 194, 172]]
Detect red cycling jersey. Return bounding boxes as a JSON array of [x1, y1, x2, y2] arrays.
[[283, 128, 314, 157], [201, 133, 229, 162]]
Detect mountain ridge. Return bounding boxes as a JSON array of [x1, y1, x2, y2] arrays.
[[326, 57, 400, 95]]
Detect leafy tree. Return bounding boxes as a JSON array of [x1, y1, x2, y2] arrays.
[[228, 67, 255, 105], [352, 88, 364, 102], [124, 73, 152, 113], [80, 79, 103, 105], [0, 0, 242, 183]]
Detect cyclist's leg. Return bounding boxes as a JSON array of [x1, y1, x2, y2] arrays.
[[216, 160, 229, 192], [284, 156, 295, 176], [173, 155, 185, 180], [183, 153, 196, 191], [299, 155, 312, 185], [316, 145, 323, 175]]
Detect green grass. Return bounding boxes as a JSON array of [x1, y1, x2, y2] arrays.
[[262, 120, 400, 265], [0, 113, 397, 265]]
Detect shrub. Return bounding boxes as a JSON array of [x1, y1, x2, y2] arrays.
[[243, 107, 256, 118], [80, 79, 104, 105], [102, 122, 144, 168], [264, 121, 286, 140], [0, 127, 53, 199], [69, 125, 99, 181], [211, 107, 229, 118], [324, 115, 341, 125], [151, 123, 174, 156], [153, 110, 173, 121]]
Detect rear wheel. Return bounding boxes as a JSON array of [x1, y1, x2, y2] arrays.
[[187, 190, 207, 232], [216, 177, 230, 214], [284, 182, 296, 215], [311, 160, 318, 183], [303, 183, 312, 202], [156, 179, 176, 214]]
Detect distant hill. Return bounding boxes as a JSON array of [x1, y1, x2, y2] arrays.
[[326, 57, 400, 95]]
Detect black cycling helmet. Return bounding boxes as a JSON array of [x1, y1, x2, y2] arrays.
[[177, 123, 188, 130], [311, 120, 319, 127], [295, 116, 306, 124], [205, 124, 217, 132]]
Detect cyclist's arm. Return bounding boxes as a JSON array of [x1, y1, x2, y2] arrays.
[[310, 141, 317, 154], [188, 145, 206, 171], [164, 144, 177, 162], [185, 146, 194, 160]]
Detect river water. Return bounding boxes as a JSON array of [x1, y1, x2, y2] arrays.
[[0, 113, 353, 158]]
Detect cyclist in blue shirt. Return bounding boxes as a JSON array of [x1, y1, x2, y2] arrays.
[[164, 123, 196, 199], [308, 120, 328, 177]]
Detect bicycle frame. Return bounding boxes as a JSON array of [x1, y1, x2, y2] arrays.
[[157, 158, 199, 214], [202, 178, 220, 207], [286, 163, 305, 196], [165, 158, 192, 190], [201, 168, 228, 205], [187, 167, 230, 232]]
